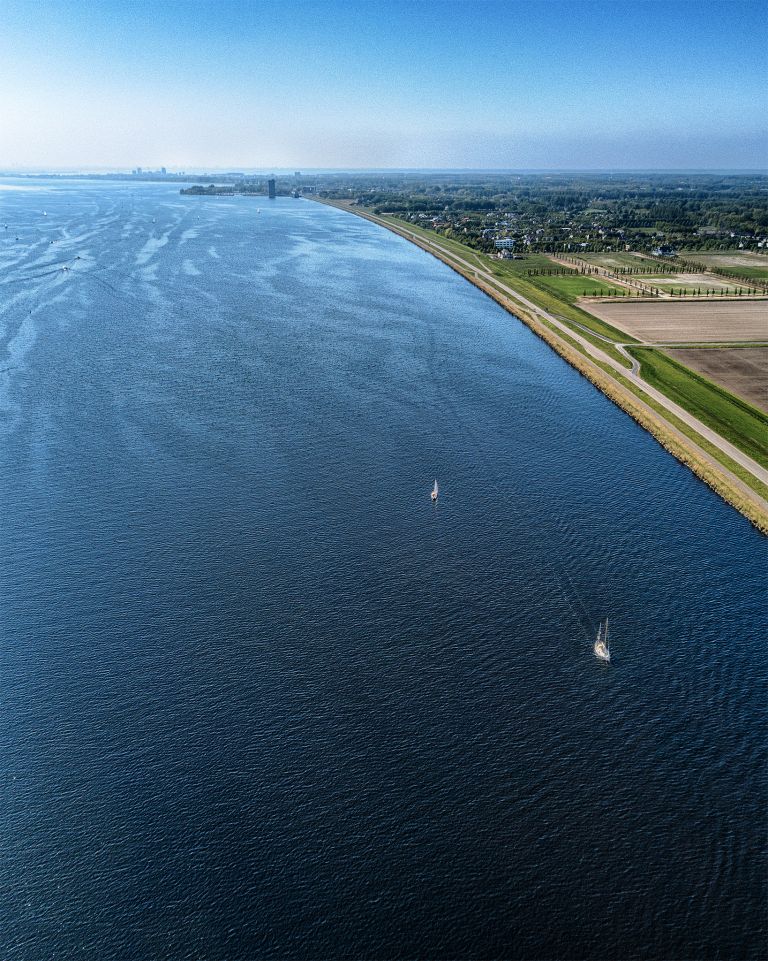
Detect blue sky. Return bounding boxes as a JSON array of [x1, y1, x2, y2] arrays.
[[0, 0, 765, 170]]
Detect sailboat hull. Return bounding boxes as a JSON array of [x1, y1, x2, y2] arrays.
[[594, 620, 610, 662]]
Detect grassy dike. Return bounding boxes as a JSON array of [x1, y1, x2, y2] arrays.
[[312, 199, 768, 534], [627, 348, 768, 469]]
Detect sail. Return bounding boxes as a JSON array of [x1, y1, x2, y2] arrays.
[[594, 619, 610, 661], [433, 479, 438, 496]]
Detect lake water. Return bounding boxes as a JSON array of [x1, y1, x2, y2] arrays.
[[0, 181, 765, 960]]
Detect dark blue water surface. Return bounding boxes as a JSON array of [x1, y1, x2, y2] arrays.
[[0, 181, 765, 960]]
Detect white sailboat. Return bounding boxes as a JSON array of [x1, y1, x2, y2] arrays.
[[594, 619, 611, 662], [431, 479, 439, 502]]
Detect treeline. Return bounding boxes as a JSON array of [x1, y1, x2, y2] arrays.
[[558, 255, 678, 275], [319, 172, 768, 254], [525, 267, 579, 276]]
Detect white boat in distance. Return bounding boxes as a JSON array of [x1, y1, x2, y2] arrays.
[[431, 479, 439, 502], [594, 619, 611, 662]]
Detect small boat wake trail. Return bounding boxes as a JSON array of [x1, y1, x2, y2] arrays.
[[424, 316, 596, 646]]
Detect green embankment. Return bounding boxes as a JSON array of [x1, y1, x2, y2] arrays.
[[627, 348, 768, 469]]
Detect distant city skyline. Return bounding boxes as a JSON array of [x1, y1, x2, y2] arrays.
[[1, 0, 766, 171]]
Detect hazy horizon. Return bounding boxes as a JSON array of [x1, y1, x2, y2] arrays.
[[2, 167, 767, 177], [1, 0, 766, 171]]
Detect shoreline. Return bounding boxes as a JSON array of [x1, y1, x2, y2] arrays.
[[312, 197, 768, 535]]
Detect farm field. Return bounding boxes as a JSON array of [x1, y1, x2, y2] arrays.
[[529, 272, 625, 300], [646, 273, 755, 292], [579, 252, 665, 271], [584, 299, 768, 343], [666, 347, 768, 412], [685, 251, 768, 282]]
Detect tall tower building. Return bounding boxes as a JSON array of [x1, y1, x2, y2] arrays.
[[267, 178, 276, 199]]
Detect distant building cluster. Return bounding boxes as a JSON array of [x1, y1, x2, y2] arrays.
[[131, 166, 168, 176]]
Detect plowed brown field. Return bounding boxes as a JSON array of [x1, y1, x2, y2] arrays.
[[583, 299, 768, 343], [665, 347, 768, 412]]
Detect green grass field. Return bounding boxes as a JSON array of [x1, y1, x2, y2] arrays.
[[506, 253, 559, 270], [709, 265, 768, 282], [627, 348, 768, 469], [529, 273, 626, 300]]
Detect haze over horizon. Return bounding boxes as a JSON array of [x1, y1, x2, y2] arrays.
[[1, 0, 766, 171]]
